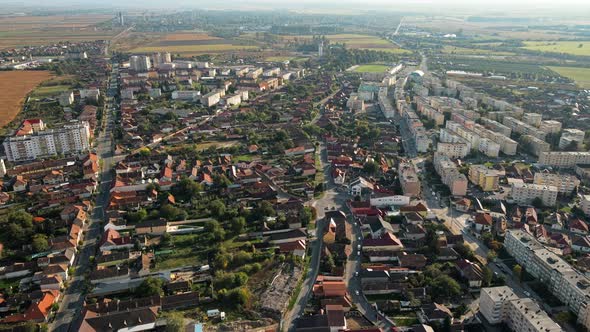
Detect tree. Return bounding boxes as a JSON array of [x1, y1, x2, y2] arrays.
[[223, 287, 251, 309], [362, 161, 379, 175], [513, 264, 523, 282], [231, 217, 246, 234], [482, 267, 493, 287], [32, 234, 49, 252], [454, 242, 475, 260], [532, 197, 544, 209], [487, 250, 498, 262], [300, 207, 314, 227], [170, 178, 202, 201], [209, 199, 226, 218], [127, 209, 147, 223], [431, 275, 461, 300], [135, 277, 164, 297], [164, 312, 185, 332], [555, 311, 573, 325]]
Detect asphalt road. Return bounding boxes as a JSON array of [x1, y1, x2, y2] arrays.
[[49, 65, 118, 332]]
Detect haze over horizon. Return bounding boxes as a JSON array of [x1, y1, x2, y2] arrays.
[[1, 0, 590, 16]]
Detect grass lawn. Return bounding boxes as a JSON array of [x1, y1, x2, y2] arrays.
[[392, 313, 419, 327], [30, 84, 71, 97], [155, 233, 208, 270], [0, 278, 20, 291], [547, 66, 590, 89], [233, 154, 254, 162], [353, 64, 390, 73], [523, 41, 590, 56]]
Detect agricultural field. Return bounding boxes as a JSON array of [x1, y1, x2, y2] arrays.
[[265, 56, 308, 62], [547, 66, 590, 89], [0, 71, 53, 128], [353, 64, 390, 73], [284, 33, 409, 53], [0, 14, 118, 49], [522, 41, 590, 56], [441, 45, 514, 56], [129, 31, 260, 55]]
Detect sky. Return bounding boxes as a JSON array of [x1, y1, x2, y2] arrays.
[[1, 0, 590, 16]]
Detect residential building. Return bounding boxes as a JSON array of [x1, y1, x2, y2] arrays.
[[480, 117, 511, 137], [559, 129, 586, 150], [58, 91, 74, 106], [538, 152, 590, 168], [523, 113, 543, 127], [434, 153, 468, 196], [503, 116, 546, 140], [436, 142, 469, 159], [521, 135, 551, 157], [510, 182, 558, 206], [533, 172, 580, 194], [171, 90, 200, 101], [479, 287, 561, 332], [581, 195, 590, 216], [539, 120, 563, 134], [469, 165, 500, 192], [129, 55, 151, 72], [3, 121, 91, 161], [399, 162, 421, 197], [200, 90, 221, 107]]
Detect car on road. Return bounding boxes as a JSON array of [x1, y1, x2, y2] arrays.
[[355, 290, 360, 296], [357, 251, 361, 256], [524, 291, 531, 297], [355, 271, 359, 277]]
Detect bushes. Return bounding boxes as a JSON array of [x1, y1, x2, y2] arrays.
[[212, 272, 248, 290]]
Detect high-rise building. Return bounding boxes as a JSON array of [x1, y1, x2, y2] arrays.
[[559, 129, 586, 150], [118, 12, 124, 26], [318, 41, 324, 57], [3, 121, 91, 161]]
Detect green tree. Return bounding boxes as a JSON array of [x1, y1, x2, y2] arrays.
[[135, 277, 164, 297], [209, 199, 226, 218], [362, 161, 379, 175], [170, 178, 203, 201], [231, 217, 246, 234], [164, 312, 185, 332], [431, 275, 461, 300], [32, 234, 49, 252], [532, 197, 544, 209], [513, 264, 523, 282]]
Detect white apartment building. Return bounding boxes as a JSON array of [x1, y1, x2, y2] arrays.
[[58, 91, 74, 106], [200, 91, 221, 107], [129, 55, 151, 72], [539, 120, 562, 134], [503, 116, 546, 140], [538, 152, 590, 168], [559, 129, 586, 150], [436, 142, 469, 159], [3, 121, 91, 161], [478, 138, 501, 158], [521, 135, 551, 157], [504, 230, 590, 330], [479, 287, 561, 332], [523, 113, 543, 127], [533, 172, 580, 194], [172, 90, 201, 101], [510, 182, 558, 206]]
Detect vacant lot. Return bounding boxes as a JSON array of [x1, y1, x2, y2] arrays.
[[0, 71, 53, 127], [548, 66, 590, 89], [129, 32, 260, 55], [30, 84, 71, 98], [0, 14, 117, 49], [523, 41, 590, 56], [353, 64, 390, 73]]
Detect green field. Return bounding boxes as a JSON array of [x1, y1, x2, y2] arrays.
[[442, 45, 514, 56], [265, 56, 308, 62], [285, 33, 409, 53], [353, 64, 390, 73], [30, 84, 71, 97], [547, 66, 590, 88], [523, 41, 590, 56], [362, 47, 411, 54]]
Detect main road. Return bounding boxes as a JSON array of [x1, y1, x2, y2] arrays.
[[50, 63, 119, 332]]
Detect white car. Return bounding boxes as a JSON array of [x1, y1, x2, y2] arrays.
[[355, 290, 360, 296]]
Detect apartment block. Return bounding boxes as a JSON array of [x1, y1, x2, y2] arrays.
[[398, 162, 421, 197], [539, 120, 562, 134], [559, 129, 586, 150], [129, 55, 151, 72], [510, 182, 558, 206], [533, 172, 580, 194], [480, 117, 511, 137], [479, 287, 561, 332], [503, 116, 546, 140], [478, 138, 501, 158], [58, 91, 74, 106], [469, 165, 500, 192], [581, 195, 590, 217], [474, 123, 518, 156], [436, 142, 469, 159], [3, 121, 91, 162], [200, 90, 221, 107], [538, 152, 590, 168], [434, 152, 468, 196], [504, 230, 590, 330], [522, 113, 543, 127], [520, 135, 551, 157]]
